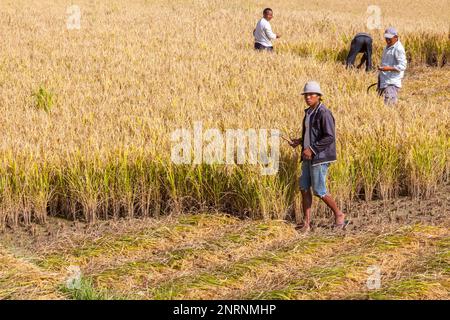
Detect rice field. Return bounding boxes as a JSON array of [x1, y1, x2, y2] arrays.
[[0, 0, 449, 300], [0, 0, 448, 226]]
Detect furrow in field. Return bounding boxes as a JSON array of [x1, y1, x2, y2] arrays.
[[36, 214, 243, 272], [243, 225, 448, 300], [0, 245, 65, 300], [144, 233, 350, 299], [90, 219, 300, 296], [359, 235, 449, 300]]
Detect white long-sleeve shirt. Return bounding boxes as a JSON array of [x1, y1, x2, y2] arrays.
[[254, 18, 277, 47], [379, 41, 407, 88]]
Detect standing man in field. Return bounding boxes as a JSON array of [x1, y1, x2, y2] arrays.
[[253, 8, 281, 52], [346, 32, 373, 72], [378, 27, 407, 105], [289, 81, 347, 232]]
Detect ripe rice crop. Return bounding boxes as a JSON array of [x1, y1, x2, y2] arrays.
[[0, 0, 449, 227]]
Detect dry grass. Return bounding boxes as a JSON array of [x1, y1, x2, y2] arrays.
[[246, 225, 448, 300], [35, 214, 242, 271], [0, 245, 64, 299], [0, 203, 448, 300], [0, 0, 449, 226], [0, 188, 447, 299]]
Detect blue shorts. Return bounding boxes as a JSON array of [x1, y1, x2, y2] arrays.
[[299, 160, 330, 198]]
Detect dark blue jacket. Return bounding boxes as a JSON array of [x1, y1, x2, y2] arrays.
[[301, 103, 337, 165]]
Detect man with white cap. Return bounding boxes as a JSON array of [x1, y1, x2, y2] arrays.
[[289, 81, 347, 232], [378, 27, 407, 105]]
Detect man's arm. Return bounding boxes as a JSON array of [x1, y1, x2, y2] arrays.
[[393, 46, 407, 72], [378, 66, 397, 71], [289, 138, 302, 148], [379, 47, 407, 72], [263, 22, 278, 40], [310, 112, 335, 155]]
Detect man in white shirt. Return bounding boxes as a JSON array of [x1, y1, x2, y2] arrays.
[[378, 27, 407, 105], [253, 8, 281, 52]]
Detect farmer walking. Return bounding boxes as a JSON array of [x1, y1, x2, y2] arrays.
[[378, 27, 407, 105], [253, 8, 281, 52], [289, 81, 347, 232], [346, 32, 373, 71]]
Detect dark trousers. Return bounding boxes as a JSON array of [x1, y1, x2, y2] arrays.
[[346, 35, 372, 71], [254, 42, 273, 52]]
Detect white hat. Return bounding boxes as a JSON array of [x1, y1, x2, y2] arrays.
[[384, 27, 398, 39], [301, 81, 323, 96]]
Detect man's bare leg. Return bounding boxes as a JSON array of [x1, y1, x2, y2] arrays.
[[300, 189, 313, 231], [321, 194, 345, 225]]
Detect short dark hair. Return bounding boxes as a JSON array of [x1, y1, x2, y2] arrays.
[[263, 8, 273, 15]]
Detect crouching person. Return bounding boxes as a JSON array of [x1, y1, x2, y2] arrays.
[[289, 81, 348, 232], [346, 32, 373, 72]]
